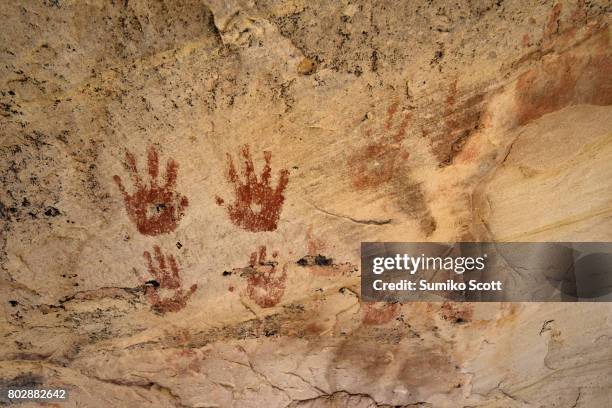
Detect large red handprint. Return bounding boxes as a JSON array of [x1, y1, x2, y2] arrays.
[[216, 145, 289, 232], [114, 146, 188, 236], [140, 246, 197, 313], [244, 246, 287, 308]]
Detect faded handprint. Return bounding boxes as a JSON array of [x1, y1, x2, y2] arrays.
[[140, 245, 197, 313], [361, 302, 401, 325], [349, 102, 410, 190], [216, 145, 289, 232], [244, 246, 287, 308], [114, 146, 188, 236]]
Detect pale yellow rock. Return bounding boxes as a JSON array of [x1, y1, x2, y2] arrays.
[[1, 0, 611, 407]]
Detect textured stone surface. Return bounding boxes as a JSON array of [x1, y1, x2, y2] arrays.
[[1, 0, 611, 406]]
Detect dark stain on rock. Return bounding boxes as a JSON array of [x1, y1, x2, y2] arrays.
[[0, 202, 8, 221], [295, 250, 356, 277], [0, 373, 44, 389], [439, 302, 474, 324], [296, 254, 333, 267], [390, 175, 437, 236], [314, 254, 333, 266], [44, 206, 60, 217]]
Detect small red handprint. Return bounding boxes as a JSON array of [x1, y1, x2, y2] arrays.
[[216, 145, 289, 232], [140, 245, 197, 313], [114, 146, 189, 236], [244, 246, 287, 308]]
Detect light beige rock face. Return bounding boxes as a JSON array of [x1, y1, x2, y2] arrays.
[[1, 0, 611, 407]]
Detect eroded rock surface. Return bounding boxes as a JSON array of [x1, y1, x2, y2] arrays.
[[1, 0, 611, 406]]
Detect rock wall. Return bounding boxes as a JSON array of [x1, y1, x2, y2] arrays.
[[1, 0, 611, 406]]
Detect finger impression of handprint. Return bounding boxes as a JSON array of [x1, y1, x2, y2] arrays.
[[114, 146, 189, 236], [244, 246, 287, 308], [216, 145, 289, 232], [142, 246, 197, 313]]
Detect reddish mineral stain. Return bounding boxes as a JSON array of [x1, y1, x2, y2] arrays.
[[543, 3, 563, 45], [349, 102, 410, 190], [306, 226, 326, 256], [514, 1, 612, 126], [362, 302, 401, 325], [515, 30, 612, 126], [522, 33, 531, 48]]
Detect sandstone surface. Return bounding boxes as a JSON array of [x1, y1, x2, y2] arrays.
[[1, 1, 611, 406]]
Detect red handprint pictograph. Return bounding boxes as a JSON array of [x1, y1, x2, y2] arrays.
[[349, 102, 410, 190], [244, 246, 287, 308], [114, 146, 189, 236], [140, 246, 197, 313], [216, 145, 289, 232], [361, 302, 401, 325]]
